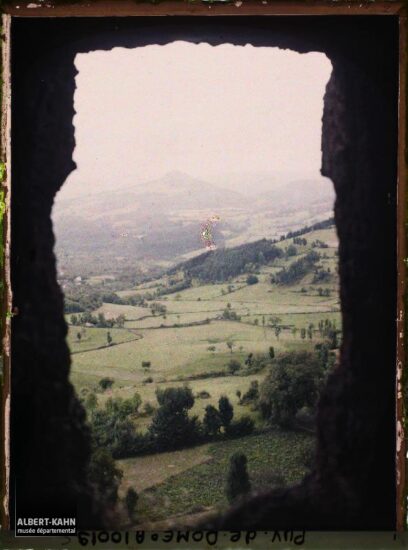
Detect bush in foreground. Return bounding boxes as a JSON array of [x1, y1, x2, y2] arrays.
[[226, 452, 251, 504], [125, 488, 138, 522]]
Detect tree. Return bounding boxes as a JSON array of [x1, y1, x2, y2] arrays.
[[155, 386, 194, 411], [261, 315, 266, 339], [228, 359, 241, 375], [203, 405, 222, 437], [259, 351, 322, 428], [219, 396, 234, 430], [236, 390, 242, 400], [291, 327, 298, 339], [274, 326, 282, 340], [116, 314, 126, 328], [76, 332, 82, 343], [328, 329, 339, 350], [88, 448, 123, 506], [241, 380, 259, 404], [98, 312, 107, 328], [99, 377, 114, 391], [269, 346, 275, 360], [246, 275, 259, 285], [300, 328, 306, 340], [149, 387, 199, 450], [125, 488, 138, 522], [107, 331, 113, 346], [226, 452, 251, 504], [110, 418, 136, 458], [285, 244, 297, 258], [70, 314, 78, 325], [226, 339, 234, 354]]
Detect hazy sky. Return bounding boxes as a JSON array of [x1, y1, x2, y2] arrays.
[[58, 42, 332, 200]]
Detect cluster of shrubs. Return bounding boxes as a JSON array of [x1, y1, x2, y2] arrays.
[[285, 245, 298, 258], [85, 386, 254, 460], [65, 282, 163, 314], [150, 302, 167, 316], [272, 251, 321, 285], [70, 311, 125, 328], [256, 344, 337, 428], [155, 278, 192, 296], [100, 290, 158, 307], [312, 268, 332, 284], [311, 239, 329, 249], [317, 319, 340, 349], [316, 286, 332, 296], [202, 395, 254, 439], [175, 239, 284, 283], [87, 348, 334, 515], [284, 217, 334, 241], [239, 380, 260, 405], [228, 338, 338, 431], [222, 304, 241, 321], [98, 377, 114, 391], [64, 284, 103, 313], [293, 237, 308, 246]]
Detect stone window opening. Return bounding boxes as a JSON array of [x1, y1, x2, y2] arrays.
[[7, 15, 399, 530]]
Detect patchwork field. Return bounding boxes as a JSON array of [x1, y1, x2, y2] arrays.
[[66, 223, 340, 525], [117, 430, 314, 525]]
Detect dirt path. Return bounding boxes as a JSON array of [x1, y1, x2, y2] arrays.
[[117, 444, 213, 495]]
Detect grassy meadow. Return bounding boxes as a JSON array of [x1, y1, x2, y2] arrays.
[[66, 224, 340, 526]]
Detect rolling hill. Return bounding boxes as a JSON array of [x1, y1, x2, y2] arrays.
[[53, 171, 335, 277]]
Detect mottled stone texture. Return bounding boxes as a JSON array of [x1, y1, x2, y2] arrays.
[[10, 27, 101, 527], [10, 17, 398, 529]]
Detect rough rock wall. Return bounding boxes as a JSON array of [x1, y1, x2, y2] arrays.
[[208, 19, 398, 530], [317, 33, 398, 528], [10, 29, 102, 527], [9, 16, 398, 530]]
